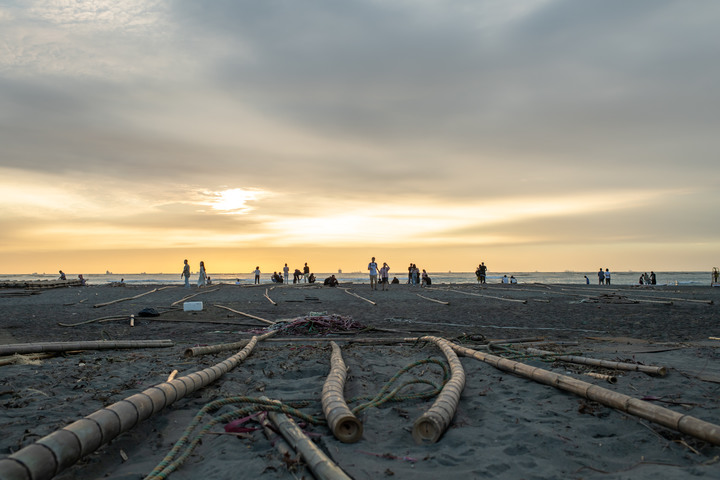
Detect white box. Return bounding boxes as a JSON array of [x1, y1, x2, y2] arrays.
[[183, 301, 203, 312]]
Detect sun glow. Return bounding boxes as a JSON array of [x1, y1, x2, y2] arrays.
[[203, 188, 268, 214]]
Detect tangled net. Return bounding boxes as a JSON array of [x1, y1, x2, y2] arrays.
[[271, 313, 365, 336]]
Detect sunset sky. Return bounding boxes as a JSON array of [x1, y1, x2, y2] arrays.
[[1, 1, 719, 275]]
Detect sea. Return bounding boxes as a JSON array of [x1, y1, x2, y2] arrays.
[[0, 271, 714, 287]]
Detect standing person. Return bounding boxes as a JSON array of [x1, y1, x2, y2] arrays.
[[197, 261, 207, 287], [303, 263, 310, 283], [605, 268, 611, 285], [650, 271, 657, 285], [181, 259, 191, 288], [379, 262, 390, 290], [584, 275, 590, 285], [253, 266, 261, 284], [368, 257, 378, 290], [479, 262, 487, 284], [283, 263, 290, 284], [412, 264, 420, 286], [598, 268, 605, 285], [408, 263, 413, 284]]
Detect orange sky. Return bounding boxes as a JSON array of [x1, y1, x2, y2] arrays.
[[1, 2, 719, 274]]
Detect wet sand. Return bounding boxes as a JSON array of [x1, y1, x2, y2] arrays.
[[1, 282, 719, 479]]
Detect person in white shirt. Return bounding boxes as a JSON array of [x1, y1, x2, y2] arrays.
[[368, 257, 379, 290], [604, 269, 611, 285]]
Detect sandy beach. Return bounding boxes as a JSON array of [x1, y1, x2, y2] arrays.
[[1, 281, 719, 479]]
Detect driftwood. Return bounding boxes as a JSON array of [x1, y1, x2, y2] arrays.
[[342, 288, 376, 305], [525, 347, 667, 376], [412, 336, 466, 444], [449, 342, 720, 446], [0, 332, 276, 480], [416, 293, 450, 305], [214, 304, 275, 325], [267, 404, 353, 480], [0, 340, 174, 356], [322, 342, 363, 443]]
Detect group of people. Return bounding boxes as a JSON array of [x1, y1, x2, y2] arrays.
[[183, 260, 317, 288], [597, 268, 612, 285], [58, 270, 86, 286], [639, 271, 657, 285], [475, 262, 488, 283], [403, 262, 431, 287], [269, 263, 313, 284], [182, 259, 212, 288]]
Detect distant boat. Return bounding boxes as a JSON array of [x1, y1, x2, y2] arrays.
[[106, 270, 112, 274], [338, 269, 342, 274]]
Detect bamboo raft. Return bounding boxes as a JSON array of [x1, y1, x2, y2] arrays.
[[0, 279, 84, 289]]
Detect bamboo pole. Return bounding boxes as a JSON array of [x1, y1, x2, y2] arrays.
[[412, 336, 466, 444], [442, 288, 527, 304], [487, 337, 544, 347], [0, 340, 174, 356], [185, 336, 422, 356], [525, 347, 667, 376], [416, 293, 450, 305], [264, 288, 277, 306], [267, 406, 353, 480], [185, 339, 251, 357], [322, 342, 363, 443], [214, 304, 275, 324], [169, 287, 221, 306], [93, 288, 159, 308], [0, 331, 276, 480], [258, 409, 311, 479], [342, 288, 377, 305], [448, 342, 720, 446], [585, 372, 617, 384]]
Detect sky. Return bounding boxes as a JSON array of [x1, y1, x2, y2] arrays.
[[1, 0, 719, 275]]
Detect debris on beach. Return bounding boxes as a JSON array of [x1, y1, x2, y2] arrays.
[[272, 313, 365, 336]]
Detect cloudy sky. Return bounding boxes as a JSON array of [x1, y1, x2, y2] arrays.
[[1, 0, 719, 274]]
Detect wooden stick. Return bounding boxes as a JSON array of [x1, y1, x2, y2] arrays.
[[264, 288, 277, 306], [214, 304, 275, 324], [343, 288, 377, 305], [416, 293, 450, 305], [449, 341, 720, 446], [93, 288, 159, 308], [526, 347, 667, 376], [170, 287, 221, 306], [167, 370, 178, 381], [442, 288, 527, 304]]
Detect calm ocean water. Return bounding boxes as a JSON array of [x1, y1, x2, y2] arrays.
[[1, 271, 714, 287]]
